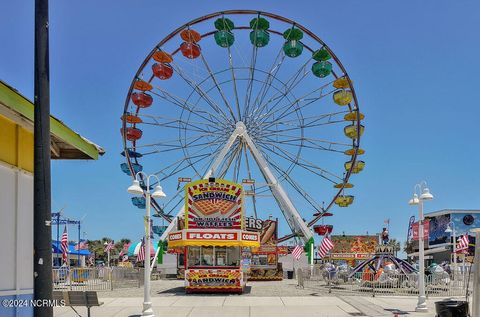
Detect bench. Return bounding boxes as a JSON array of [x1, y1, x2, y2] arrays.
[[53, 291, 103, 317]]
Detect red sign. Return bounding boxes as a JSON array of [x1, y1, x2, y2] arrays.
[[169, 232, 183, 241], [186, 231, 238, 240], [412, 220, 430, 241]]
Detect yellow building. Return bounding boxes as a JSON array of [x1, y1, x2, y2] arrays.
[[0, 80, 104, 316]]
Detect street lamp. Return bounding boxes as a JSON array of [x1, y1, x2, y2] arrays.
[[127, 172, 166, 317], [408, 181, 433, 313], [445, 222, 457, 280]]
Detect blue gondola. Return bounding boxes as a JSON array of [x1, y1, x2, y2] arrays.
[[121, 149, 143, 158], [120, 162, 143, 176], [131, 197, 146, 209]]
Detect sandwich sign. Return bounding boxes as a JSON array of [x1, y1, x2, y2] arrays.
[[185, 179, 243, 229]]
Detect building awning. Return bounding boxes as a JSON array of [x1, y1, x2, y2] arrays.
[[407, 245, 449, 258], [52, 241, 91, 256], [0, 80, 104, 160], [167, 229, 260, 248]]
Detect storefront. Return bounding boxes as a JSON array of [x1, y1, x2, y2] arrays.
[[167, 178, 260, 293]]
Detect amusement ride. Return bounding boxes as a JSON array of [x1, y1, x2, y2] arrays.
[[120, 10, 365, 244]]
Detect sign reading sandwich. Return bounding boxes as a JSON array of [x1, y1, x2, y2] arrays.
[[185, 179, 243, 229]]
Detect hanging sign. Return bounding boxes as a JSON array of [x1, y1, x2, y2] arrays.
[[185, 179, 243, 229], [412, 220, 430, 241]]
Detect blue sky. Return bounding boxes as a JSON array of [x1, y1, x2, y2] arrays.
[[2, 1, 480, 251]]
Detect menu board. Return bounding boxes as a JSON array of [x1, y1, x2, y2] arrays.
[[185, 179, 243, 229]]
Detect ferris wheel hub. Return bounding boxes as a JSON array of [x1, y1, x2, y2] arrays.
[[235, 121, 247, 134]]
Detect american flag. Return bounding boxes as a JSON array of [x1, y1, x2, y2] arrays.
[[61, 226, 69, 264], [318, 236, 334, 258], [456, 234, 469, 252], [74, 240, 88, 250], [104, 241, 114, 252], [384, 218, 390, 225], [291, 245, 304, 260], [136, 239, 146, 263], [119, 243, 130, 257]]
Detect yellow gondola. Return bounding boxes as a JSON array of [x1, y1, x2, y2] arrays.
[[334, 183, 354, 189], [333, 89, 353, 106], [344, 112, 364, 121], [335, 195, 354, 207], [333, 77, 351, 89], [344, 124, 364, 139], [344, 148, 365, 156], [344, 160, 365, 173]]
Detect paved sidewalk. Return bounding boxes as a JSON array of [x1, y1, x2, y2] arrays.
[[53, 295, 449, 316]]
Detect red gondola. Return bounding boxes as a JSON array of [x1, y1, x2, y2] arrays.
[[314, 224, 333, 235], [131, 92, 153, 108], [121, 127, 143, 141], [152, 63, 173, 80]]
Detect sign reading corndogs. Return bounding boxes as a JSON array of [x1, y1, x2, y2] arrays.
[[185, 179, 243, 229]]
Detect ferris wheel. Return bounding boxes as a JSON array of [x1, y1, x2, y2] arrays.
[[120, 10, 365, 243]]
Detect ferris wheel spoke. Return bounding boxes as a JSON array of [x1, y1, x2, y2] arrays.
[[261, 111, 348, 130], [259, 119, 347, 136], [168, 60, 234, 124], [250, 58, 311, 121], [131, 132, 221, 150], [260, 133, 351, 149], [232, 142, 244, 183], [268, 158, 324, 213], [199, 54, 238, 121], [255, 79, 336, 126], [142, 138, 226, 156], [249, 48, 286, 118], [260, 136, 346, 154], [258, 142, 342, 183], [242, 44, 260, 121], [140, 113, 223, 134], [151, 86, 226, 127], [226, 46, 242, 119], [218, 141, 243, 179], [243, 143, 258, 218]]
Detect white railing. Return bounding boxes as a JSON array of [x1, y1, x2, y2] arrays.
[[301, 268, 473, 297], [52, 267, 143, 291]]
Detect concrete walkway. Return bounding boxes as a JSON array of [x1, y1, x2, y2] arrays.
[[53, 295, 450, 316]]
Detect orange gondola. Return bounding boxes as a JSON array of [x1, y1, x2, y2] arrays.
[[152, 63, 173, 80], [121, 113, 142, 124], [131, 92, 153, 108]]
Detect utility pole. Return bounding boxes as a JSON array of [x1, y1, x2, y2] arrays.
[[33, 0, 53, 316]]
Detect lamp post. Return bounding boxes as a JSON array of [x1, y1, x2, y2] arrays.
[[408, 181, 433, 313], [127, 172, 166, 317], [445, 222, 457, 280]]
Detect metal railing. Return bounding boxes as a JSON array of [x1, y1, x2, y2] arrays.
[[52, 267, 143, 291], [300, 267, 473, 297]]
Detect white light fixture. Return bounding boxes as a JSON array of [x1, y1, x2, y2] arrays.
[[151, 185, 166, 198], [127, 179, 144, 195], [445, 224, 452, 233], [408, 193, 420, 205], [420, 187, 433, 200]]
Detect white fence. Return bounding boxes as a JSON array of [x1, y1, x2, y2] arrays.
[[300, 267, 473, 297], [52, 267, 144, 291]]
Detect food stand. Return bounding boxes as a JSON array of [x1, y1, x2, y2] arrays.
[[245, 217, 284, 281], [167, 178, 260, 293]]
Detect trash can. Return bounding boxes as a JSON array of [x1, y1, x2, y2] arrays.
[[287, 270, 294, 279], [434, 300, 468, 317]]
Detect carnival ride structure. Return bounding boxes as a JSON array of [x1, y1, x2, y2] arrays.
[[120, 10, 364, 244]]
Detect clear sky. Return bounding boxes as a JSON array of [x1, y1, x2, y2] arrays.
[[2, 1, 480, 252]]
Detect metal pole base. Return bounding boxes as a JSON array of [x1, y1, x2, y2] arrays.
[[415, 297, 429, 313], [142, 302, 155, 317]]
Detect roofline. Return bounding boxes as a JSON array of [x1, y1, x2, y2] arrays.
[[0, 80, 105, 160], [425, 209, 480, 217]]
